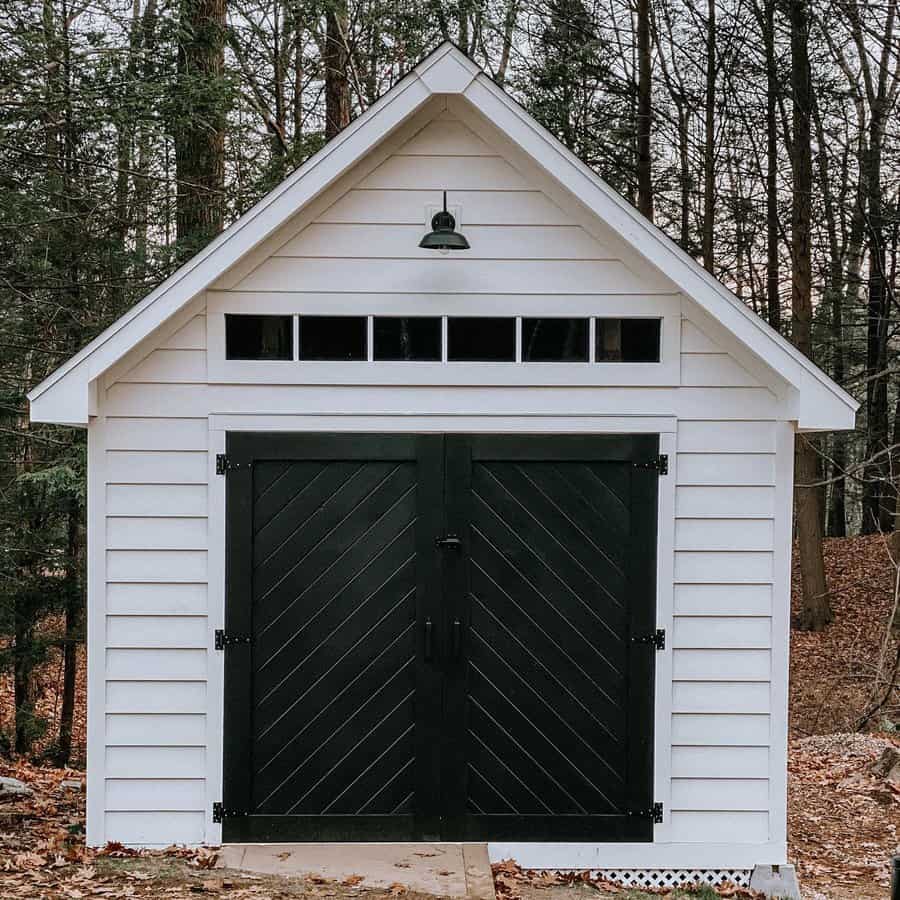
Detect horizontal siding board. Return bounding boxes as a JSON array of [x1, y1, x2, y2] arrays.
[[105, 383, 209, 417], [160, 315, 205, 350], [672, 681, 771, 714], [235, 257, 660, 295], [669, 811, 769, 843], [106, 615, 207, 648], [106, 746, 205, 778], [277, 223, 609, 260], [674, 551, 773, 583], [397, 118, 495, 155], [673, 649, 771, 681], [673, 584, 773, 616], [672, 616, 772, 649], [105, 811, 205, 844], [107, 517, 207, 550], [201, 385, 782, 419], [678, 421, 776, 453], [672, 714, 770, 746], [358, 155, 529, 190], [106, 681, 207, 713], [677, 454, 775, 486], [105, 418, 208, 451], [317, 189, 573, 226], [107, 550, 207, 582], [675, 519, 774, 552], [106, 779, 205, 812], [670, 778, 769, 811], [107, 484, 207, 518], [106, 648, 207, 680], [120, 350, 207, 384], [671, 746, 770, 778], [680, 320, 722, 353], [675, 486, 775, 519], [680, 354, 759, 387], [105, 451, 207, 485], [106, 714, 206, 746], [107, 583, 207, 615]]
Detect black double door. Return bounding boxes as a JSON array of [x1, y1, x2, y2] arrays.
[[222, 433, 658, 842]]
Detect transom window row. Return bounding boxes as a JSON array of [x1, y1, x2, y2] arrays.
[[225, 314, 661, 363]]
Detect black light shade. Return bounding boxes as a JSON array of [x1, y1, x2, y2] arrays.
[[419, 191, 470, 251]]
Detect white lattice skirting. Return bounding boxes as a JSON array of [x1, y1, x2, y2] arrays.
[[593, 869, 752, 890]]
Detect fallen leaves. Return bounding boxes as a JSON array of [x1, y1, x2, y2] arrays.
[[791, 535, 900, 736], [788, 730, 900, 897]]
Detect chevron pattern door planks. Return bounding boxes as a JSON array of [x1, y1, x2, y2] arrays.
[[221, 433, 657, 842]]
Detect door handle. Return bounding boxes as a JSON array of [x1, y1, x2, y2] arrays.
[[424, 617, 433, 662], [451, 618, 462, 660]]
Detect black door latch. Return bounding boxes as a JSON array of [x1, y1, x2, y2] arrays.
[[435, 535, 462, 550]]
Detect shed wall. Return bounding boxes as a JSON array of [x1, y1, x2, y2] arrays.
[[89, 114, 790, 866]]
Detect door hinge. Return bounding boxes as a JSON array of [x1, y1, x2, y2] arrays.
[[214, 629, 251, 650], [627, 802, 663, 823], [215, 454, 250, 475], [632, 628, 666, 650], [212, 802, 246, 823], [633, 454, 668, 475]]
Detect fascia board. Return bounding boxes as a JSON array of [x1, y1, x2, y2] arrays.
[[462, 73, 859, 424]]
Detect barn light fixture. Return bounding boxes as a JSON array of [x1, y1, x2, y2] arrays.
[[419, 191, 470, 251]]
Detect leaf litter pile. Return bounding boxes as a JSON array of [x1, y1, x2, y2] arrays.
[[789, 732, 900, 898]]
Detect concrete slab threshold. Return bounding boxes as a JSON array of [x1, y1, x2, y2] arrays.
[[217, 843, 495, 899]]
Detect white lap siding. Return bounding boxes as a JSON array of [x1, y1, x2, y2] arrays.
[[670, 370, 781, 845], [87, 115, 791, 863], [95, 314, 209, 847]]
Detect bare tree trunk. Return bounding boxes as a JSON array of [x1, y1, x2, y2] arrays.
[[812, 95, 847, 537], [458, 0, 469, 53], [790, 0, 830, 630], [762, 0, 781, 330], [292, 3, 304, 147], [13, 619, 36, 755], [56, 506, 82, 766], [702, 0, 716, 272], [495, 0, 518, 87], [323, 0, 350, 140], [132, 0, 157, 282], [175, 0, 226, 252], [636, 0, 653, 221], [852, 0, 897, 532]]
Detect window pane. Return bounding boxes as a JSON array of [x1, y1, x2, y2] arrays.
[[374, 317, 441, 361], [522, 318, 588, 362], [299, 315, 367, 361], [448, 317, 516, 362], [595, 318, 661, 362], [225, 314, 293, 360]]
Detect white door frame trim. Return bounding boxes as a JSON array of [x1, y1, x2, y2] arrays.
[[205, 413, 677, 854]]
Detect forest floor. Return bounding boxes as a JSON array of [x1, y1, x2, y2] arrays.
[[0, 535, 897, 899]]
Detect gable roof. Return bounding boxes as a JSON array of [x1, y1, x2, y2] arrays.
[[28, 42, 857, 431]]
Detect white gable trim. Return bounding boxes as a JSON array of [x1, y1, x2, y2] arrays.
[[28, 42, 856, 431]]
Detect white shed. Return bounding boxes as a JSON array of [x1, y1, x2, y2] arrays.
[[29, 42, 856, 894]]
